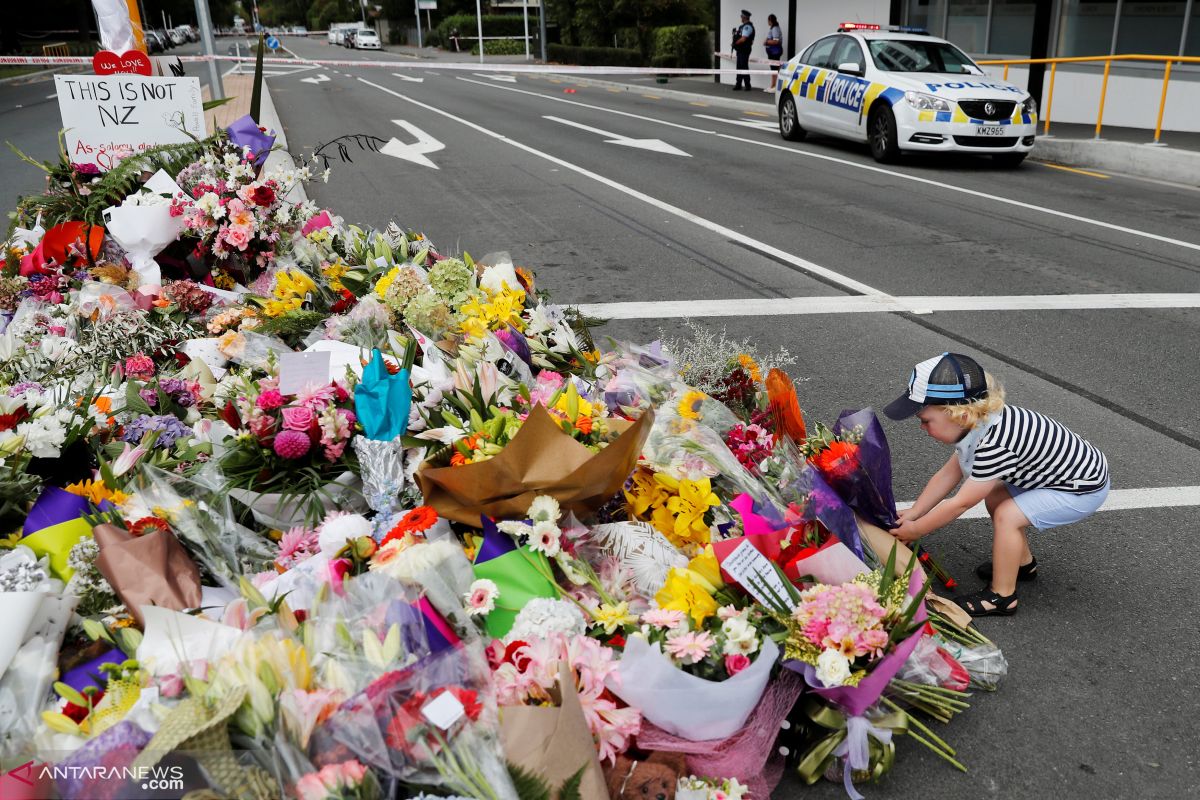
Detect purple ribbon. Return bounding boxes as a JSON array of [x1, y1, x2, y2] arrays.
[[475, 516, 517, 562], [23, 487, 111, 537]]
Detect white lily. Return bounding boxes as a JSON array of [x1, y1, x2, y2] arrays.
[[414, 426, 467, 446], [362, 624, 402, 669]]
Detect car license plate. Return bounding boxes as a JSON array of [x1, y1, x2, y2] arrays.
[[976, 126, 1005, 136]]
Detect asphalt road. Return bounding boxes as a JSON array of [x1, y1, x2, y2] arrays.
[[4, 36, 1199, 799]]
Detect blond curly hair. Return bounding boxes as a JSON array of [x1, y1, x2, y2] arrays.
[[938, 373, 1006, 429]]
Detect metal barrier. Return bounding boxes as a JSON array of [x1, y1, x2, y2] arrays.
[[41, 42, 70, 59], [977, 54, 1200, 143]]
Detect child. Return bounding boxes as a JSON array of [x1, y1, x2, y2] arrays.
[[882, 353, 1109, 617]]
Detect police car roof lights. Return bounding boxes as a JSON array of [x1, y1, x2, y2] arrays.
[[888, 25, 931, 34], [838, 22, 881, 32]]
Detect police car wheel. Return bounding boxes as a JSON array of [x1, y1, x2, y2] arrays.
[[779, 95, 806, 142], [993, 153, 1027, 168], [868, 106, 900, 164]]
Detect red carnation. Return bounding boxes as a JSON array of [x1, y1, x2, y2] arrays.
[[249, 184, 276, 206]]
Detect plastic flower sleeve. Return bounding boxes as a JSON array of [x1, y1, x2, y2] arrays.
[[352, 436, 406, 515], [828, 408, 900, 530], [309, 643, 517, 800], [133, 463, 276, 587], [937, 638, 1008, 691]]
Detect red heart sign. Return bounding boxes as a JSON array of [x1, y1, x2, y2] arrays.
[[92, 50, 152, 76]]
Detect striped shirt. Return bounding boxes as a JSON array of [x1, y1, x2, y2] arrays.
[[967, 406, 1109, 494]]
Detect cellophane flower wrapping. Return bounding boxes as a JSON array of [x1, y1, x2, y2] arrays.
[[352, 436, 406, 516], [775, 463, 867, 561], [636, 669, 804, 799], [607, 636, 778, 741], [309, 643, 516, 800], [133, 463, 275, 588], [825, 408, 899, 530]]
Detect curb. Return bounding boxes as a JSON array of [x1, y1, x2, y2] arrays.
[[257, 77, 309, 203], [1032, 138, 1200, 187], [542, 73, 775, 115]]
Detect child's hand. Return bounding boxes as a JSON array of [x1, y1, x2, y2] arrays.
[[895, 508, 920, 525], [890, 519, 925, 544]]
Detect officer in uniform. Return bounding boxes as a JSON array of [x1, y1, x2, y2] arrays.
[[732, 10, 755, 91]]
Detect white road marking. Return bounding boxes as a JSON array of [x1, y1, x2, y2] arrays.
[[46, 92, 57, 99], [475, 73, 516, 83], [356, 76, 887, 296], [694, 113, 775, 131], [543, 115, 690, 156], [392, 73, 425, 83], [454, 77, 1200, 254], [379, 119, 444, 169], [899, 486, 1200, 518], [300, 73, 330, 84], [577, 293, 1200, 320]]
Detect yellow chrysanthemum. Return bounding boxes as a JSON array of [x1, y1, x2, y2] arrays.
[[374, 266, 401, 299], [322, 260, 349, 292], [737, 353, 763, 384], [592, 601, 638, 635]]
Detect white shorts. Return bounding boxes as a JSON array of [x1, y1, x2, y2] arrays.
[[1006, 479, 1110, 531]]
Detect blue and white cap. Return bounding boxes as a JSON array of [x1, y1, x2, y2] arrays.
[[883, 352, 988, 420]]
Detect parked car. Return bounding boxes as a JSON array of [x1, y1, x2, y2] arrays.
[[291, 26, 308, 35], [144, 31, 165, 53], [776, 23, 1036, 166], [151, 29, 174, 49], [355, 29, 381, 50], [167, 28, 187, 46]]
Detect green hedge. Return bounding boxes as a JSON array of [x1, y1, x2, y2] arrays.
[[434, 14, 530, 45], [653, 25, 710, 69], [546, 44, 645, 67], [470, 39, 528, 56]]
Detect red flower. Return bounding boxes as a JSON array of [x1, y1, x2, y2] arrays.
[[293, 609, 308, 623], [219, 401, 242, 430], [129, 517, 171, 536], [330, 289, 357, 314], [248, 184, 276, 206], [437, 686, 482, 722], [0, 406, 30, 432], [381, 506, 438, 547], [812, 440, 861, 482], [62, 691, 103, 723]]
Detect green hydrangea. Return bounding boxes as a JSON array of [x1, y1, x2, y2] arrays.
[[427, 257, 476, 306], [403, 290, 458, 340]]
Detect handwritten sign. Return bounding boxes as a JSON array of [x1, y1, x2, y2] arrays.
[[722, 538, 795, 611], [92, 50, 152, 76], [278, 351, 332, 396], [54, 74, 205, 171]]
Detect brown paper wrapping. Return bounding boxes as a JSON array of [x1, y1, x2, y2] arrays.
[[93, 523, 203, 627], [854, 515, 974, 630], [500, 664, 608, 800], [416, 405, 653, 526]]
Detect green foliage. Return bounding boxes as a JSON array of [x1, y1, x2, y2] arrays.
[[471, 39, 530, 56], [653, 24, 711, 68], [250, 34, 265, 124], [506, 762, 588, 800], [547, 0, 711, 48], [547, 44, 645, 67], [434, 14, 532, 45]]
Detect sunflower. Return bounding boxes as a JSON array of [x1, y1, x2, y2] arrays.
[[678, 390, 707, 420]]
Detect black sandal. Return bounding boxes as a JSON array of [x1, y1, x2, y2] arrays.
[[955, 588, 1019, 617], [975, 556, 1038, 582]]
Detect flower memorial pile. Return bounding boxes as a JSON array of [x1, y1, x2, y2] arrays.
[[0, 116, 1009, 800]]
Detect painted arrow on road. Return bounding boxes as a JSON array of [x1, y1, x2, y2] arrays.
[[380, 120, 444, 169], [301, 73, 331, 84], [476, 73, 517, 83], [543, 116, 690, 156], [392, 73, 425, 83]]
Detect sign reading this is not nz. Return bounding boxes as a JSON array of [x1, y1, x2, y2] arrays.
[[54, 74, 206, 171]]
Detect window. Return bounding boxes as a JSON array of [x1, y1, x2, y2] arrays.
[[1056, 0, 1118, 57], [803, 36, 840, 68], [907, 0, 949, 37], [946, 0, 989, 53], [1188, 0, 1200, 55], [990, 0, 1037, 55], [868, 38, 981, 73], [1115, 0, 1187, 56], [832, 37, 866, 70]]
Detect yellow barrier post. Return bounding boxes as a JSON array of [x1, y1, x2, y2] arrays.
[[1094, 58, 1112, 139], [1043, 62, 1057, 136], [1003, 64, 1010, 80], [1153, 60, 1172, 144]]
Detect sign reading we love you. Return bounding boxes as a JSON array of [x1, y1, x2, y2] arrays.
[[54, 74, 205, 170]]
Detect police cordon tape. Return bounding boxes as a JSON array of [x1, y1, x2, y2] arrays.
[[0, 53, 778, 77]]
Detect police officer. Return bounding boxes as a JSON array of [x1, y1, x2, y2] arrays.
[[732, 10, 755, 91]]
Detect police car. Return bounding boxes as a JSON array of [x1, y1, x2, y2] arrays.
[[776, 23, 1037, 166]]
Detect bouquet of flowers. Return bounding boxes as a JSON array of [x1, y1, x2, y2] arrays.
[[216, 372, 362, 526], [172, 138, 318, 282]]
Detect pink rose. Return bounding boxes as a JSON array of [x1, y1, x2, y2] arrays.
[[281, 405, 316, 431], [725, 653, 751, 676], [223, 226, 250, 251]]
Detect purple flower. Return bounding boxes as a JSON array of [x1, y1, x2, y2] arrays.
[[121, 414, 192, 449], [139, 388, 159, 408], [8, 382, 44, 398]]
